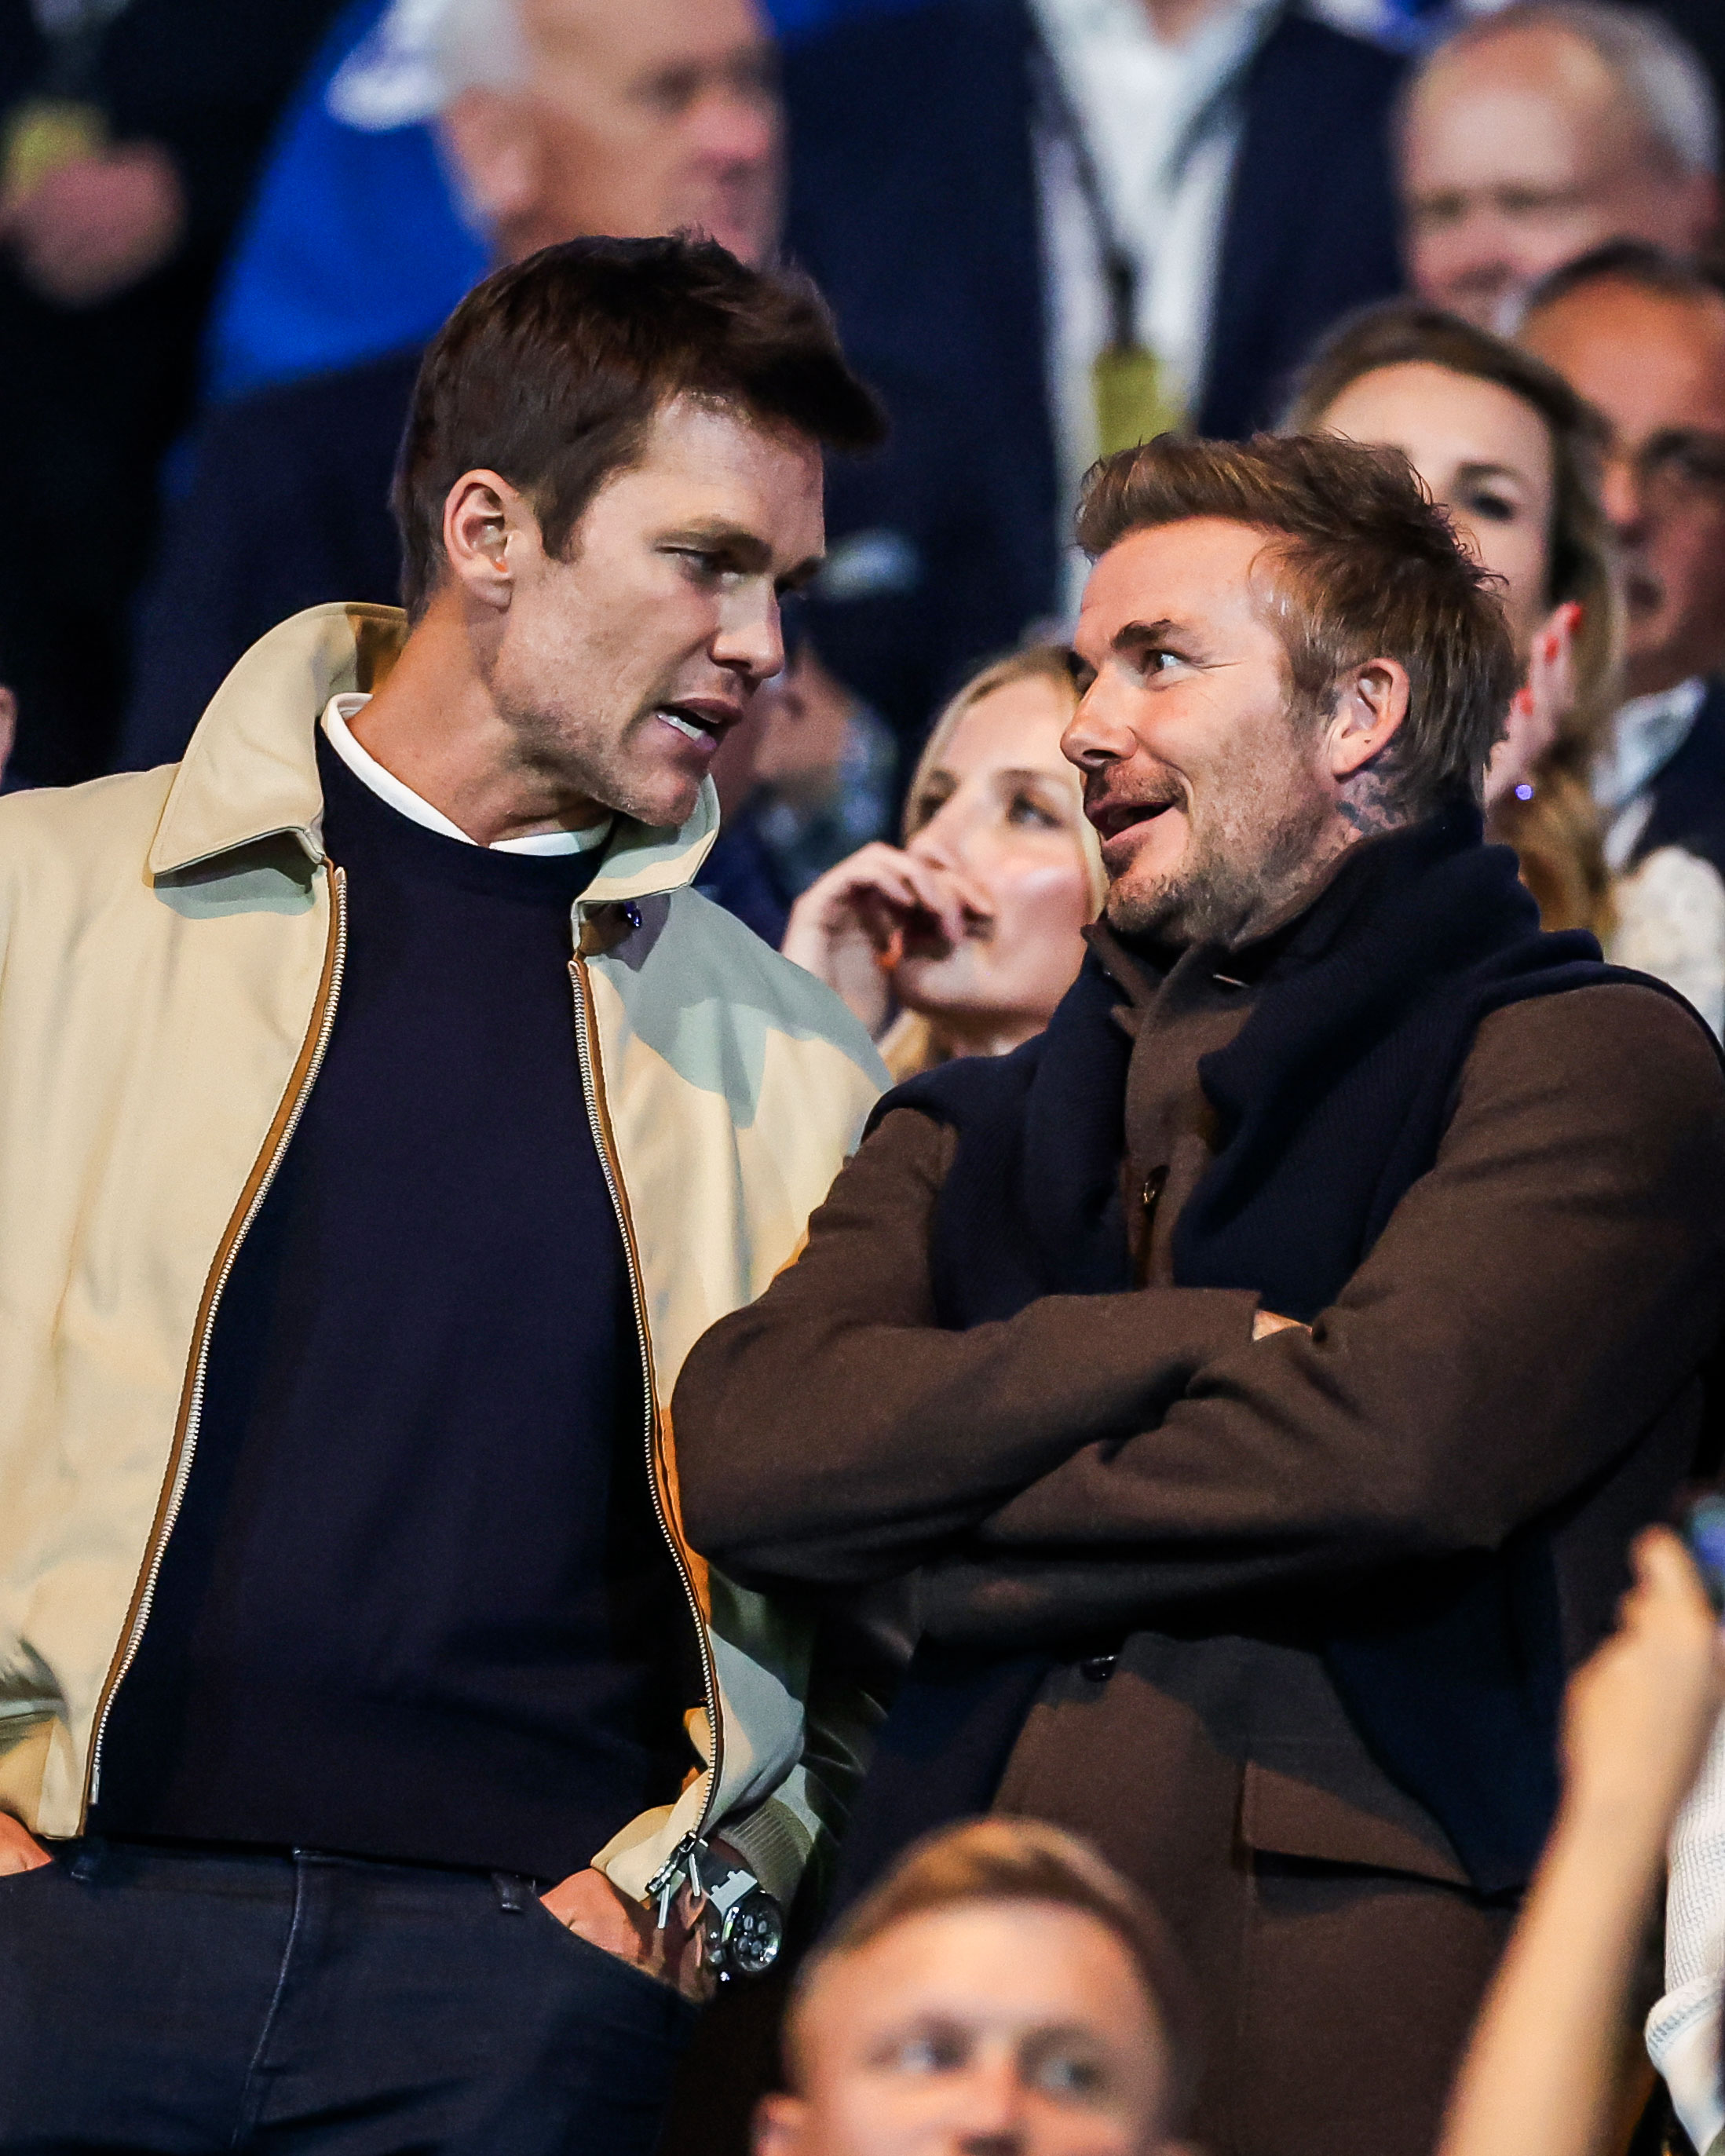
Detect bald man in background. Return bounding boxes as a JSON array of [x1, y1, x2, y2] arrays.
[[119, 0, 781, 770], [1399, 1, 1718, 334]]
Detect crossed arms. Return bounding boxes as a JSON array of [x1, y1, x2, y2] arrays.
[[673, 986, 1725, 1632]]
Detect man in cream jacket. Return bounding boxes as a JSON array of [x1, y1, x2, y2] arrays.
[[0, 236, 886, 2153]]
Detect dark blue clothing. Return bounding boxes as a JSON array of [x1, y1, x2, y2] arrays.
[[695, 813, 795, 949], [0, 1840, 694, 2154], [784, 0, 1408, 739], [119, 347, 418, 773], [94, 736, 692, 1882], [0, 0, 341, 784], [1635, 678, 1725, 887]]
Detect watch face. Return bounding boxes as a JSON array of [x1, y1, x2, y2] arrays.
[[719, 1891, 784, 1979]]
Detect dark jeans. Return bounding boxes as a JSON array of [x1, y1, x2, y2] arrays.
[[0, 1839, 697, 2154]]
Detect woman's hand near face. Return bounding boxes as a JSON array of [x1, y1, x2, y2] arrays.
[[781, 843, 992, 1036], [1484, 601, 1581, 810]]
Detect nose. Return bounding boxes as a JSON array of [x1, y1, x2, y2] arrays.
[[1061, 675, 1138, 771], [951, 2055, 1029, 2154], [905, 789, 979, 880], [1415, 206, 1510, 320], [711, 586, 784, 689], [691, 72, 780, 173], [1599, 448, 1647, 541]]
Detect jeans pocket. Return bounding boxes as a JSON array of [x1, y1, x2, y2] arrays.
[[0, 1858, 57, 1895], [523, 1896, 697, 2025]]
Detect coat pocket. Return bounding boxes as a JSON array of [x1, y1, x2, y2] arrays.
[[1241, 1756, 1475, 1888]]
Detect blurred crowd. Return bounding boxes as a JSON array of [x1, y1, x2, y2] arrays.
[[7, 0, 1725, 1050]]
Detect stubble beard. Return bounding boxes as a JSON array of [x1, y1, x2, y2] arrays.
[[494, 680, 680, 828], [1105, 766, 1338, 951]]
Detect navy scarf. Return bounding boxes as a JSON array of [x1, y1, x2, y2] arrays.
[[839, 806, 1685, 1902]]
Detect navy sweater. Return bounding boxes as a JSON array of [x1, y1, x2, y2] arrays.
[[95, 735, 693, 1879]]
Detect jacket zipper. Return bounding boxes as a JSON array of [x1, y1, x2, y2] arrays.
[[568, 945, 722, 1849], [82, 864, 349, 1814]]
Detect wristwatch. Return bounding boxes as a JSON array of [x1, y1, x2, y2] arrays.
[[646, 1833, 785, 1982], [696, 1847, 784, 1982]]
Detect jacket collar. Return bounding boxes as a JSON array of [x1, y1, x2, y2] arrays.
[[146, 601, 720, 900]]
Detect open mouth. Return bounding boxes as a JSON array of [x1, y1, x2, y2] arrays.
[[1623, 571, 1665, 619], [1087, 797, 1180, 844], [895, 907, 993, 962], [656, 703, 736, 748]]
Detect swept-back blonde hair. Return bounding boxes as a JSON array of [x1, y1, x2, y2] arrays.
[[880, 644, 1104, 1082]]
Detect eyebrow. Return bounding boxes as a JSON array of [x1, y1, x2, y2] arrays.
[[1450, 460, 1528, 486], [1112, 617, 1186, 654]]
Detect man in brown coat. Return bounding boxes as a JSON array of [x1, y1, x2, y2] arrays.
[[671, 433, 1725, 2156]]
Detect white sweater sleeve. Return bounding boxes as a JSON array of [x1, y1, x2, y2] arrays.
[[1649, 1712, 1725, 2153]]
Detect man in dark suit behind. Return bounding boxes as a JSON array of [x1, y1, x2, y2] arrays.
[[1521, 246, 1725, 900], [782, 0, 1407, 742]]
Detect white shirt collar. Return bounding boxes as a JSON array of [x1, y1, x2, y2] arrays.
[[1595, 677, 1709, 814], [1029, 0, 1276, 232], [320, 694, 612, 857]]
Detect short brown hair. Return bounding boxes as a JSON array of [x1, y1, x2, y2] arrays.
[[788, 1818, 1201, 2124], [1076, 432, 1522, 818], [1284, 300, 1621, 936], [1520, 237, 1725, 323], [392, 234, 886, 616]]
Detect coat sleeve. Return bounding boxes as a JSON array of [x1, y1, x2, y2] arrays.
[[949, 985, 1725, 1603], [671, 1104, 1259, 1584], [675, 985, 1725, 1602]]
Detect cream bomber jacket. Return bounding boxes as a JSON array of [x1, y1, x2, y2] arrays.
[[0, 603, 886, 1908]]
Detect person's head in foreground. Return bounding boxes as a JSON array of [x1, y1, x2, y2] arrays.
[[379, 234, 883, 841], [1285, 298, 1617, 932], [1398, 0, 1719, 334], [1519, 241, 1725, 704], [756, 1818, 1197, 2156], [1063, 432, 1520, 952], [343, 0, 783, 270], [781, 645, 1104, 1073]]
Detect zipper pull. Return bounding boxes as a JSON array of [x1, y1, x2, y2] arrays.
[[646, 1833, 701, 1931]]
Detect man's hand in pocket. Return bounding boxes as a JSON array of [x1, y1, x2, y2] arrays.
[[539, 1866, 707, 2000]]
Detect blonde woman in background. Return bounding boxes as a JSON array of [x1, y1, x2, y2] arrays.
[[782, 645, 1106, 1080], [1286, 299, 1725, 1031]]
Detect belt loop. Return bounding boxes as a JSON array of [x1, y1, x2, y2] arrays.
[[68, 1836, 104, 1883], [493, 1872, 532, 1914]]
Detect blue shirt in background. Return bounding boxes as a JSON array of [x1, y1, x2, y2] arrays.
[[206, 0, 928, 404]]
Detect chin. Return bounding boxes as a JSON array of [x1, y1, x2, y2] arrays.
[[609, 768, 707, 833], [893, 956, 981, 1018], [1103, 861, 1182, 939]]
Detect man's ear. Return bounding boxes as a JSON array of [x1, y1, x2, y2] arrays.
[[441, 469, 535, 613], [752, 2091, 810, 2155], [1325, 656, 1409, 783], [437, 88, 541, 236]]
